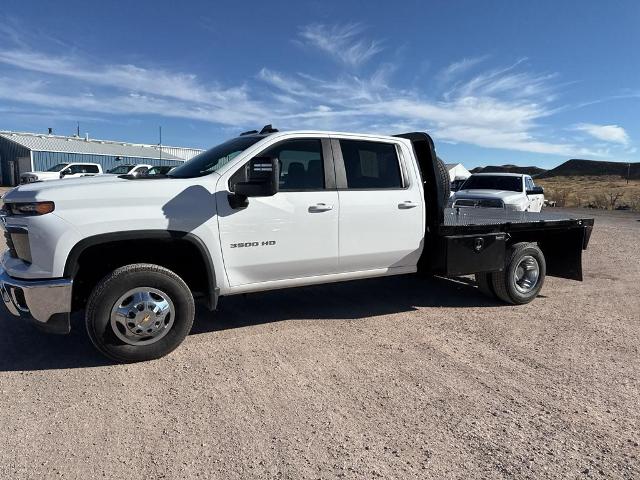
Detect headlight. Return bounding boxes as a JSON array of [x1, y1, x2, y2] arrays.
[[7, 201, 55, 216]]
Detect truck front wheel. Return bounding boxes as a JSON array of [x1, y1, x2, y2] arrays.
[[491, 242, 546, 305], [85, 264, 195, 363]]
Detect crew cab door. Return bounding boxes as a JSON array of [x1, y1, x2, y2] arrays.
[[217, 137, 339, 286], [331, 137, 424, 272]]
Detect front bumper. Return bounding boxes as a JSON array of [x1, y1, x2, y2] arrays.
[[0, 268, 73, 334]]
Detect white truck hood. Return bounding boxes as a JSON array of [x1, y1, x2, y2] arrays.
[[4, 175, 218, 205]]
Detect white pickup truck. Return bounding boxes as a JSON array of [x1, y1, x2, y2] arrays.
[[450, 173, 545, 212], [20, 162, 103, 184], [0, 128, 594, 363]]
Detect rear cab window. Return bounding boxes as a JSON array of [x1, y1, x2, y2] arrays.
[[338, 140, 404, 189]]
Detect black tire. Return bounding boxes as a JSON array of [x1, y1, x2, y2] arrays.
[[492, 242, 546, 305], [435, 157, 451, 207], [86, 263, 195, 363], [475, 272, 498, 299]]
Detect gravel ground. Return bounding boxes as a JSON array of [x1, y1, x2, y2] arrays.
[[0, 209, 638, 479]]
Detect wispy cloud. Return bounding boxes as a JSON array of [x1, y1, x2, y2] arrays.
[[257, 69, 600, 157], [573, 123, 630, 145], [0, 23, 630, 159], [443, 58, 558, 101], [298, 23, 383, 67], [438, 55, 489, 83], [0, 49, 263, 112]]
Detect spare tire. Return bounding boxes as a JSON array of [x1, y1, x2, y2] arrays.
[[435, 156, 451, 208]]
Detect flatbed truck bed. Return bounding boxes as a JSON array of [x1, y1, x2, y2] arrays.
[[428, 208, 594, 281]]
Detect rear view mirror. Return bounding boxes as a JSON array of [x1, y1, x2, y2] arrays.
[[526, 186, 544, 195], [229, 156, 279, 208]]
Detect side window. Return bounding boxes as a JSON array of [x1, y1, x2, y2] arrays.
[[136, 167, 149, 175], [85, 165, 99, 174], [68, 165, 84, 174], [230, 139, 325, 191], [339, 140, 403, 189]]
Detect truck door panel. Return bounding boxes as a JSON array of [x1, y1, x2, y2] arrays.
[[217, 138, 339, 286], [332, 138, 423, 272]]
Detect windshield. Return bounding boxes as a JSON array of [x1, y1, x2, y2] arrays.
[[461, 175, 523, 192], [169, 136, 264, 178], [107, 165, 134, 174], [46, 163, 69, 172]]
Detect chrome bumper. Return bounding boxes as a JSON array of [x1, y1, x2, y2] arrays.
[[0, 268, 73, 334]]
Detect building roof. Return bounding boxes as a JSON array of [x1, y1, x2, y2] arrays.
[[0, 131, 187, 161]]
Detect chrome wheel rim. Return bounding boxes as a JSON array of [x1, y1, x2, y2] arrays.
[[110, 287, 175, 346], [514, 255, 540, 294]]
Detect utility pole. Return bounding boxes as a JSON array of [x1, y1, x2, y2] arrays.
[[159, 126, 162, 163], [627, 162, 631, 185], [76, 121, 80, 137]]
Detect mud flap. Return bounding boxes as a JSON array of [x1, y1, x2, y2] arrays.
[[539, 226, 590, 281]]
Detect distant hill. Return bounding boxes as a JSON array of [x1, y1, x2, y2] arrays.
[[470, 164, 547, 176], [538, 159, 640, 179]]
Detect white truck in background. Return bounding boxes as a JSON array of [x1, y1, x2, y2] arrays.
[[450, 173, 545, 212], [20, 162, 103, 184], [1, 128, 593, 363]]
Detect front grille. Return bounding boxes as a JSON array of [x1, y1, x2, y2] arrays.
[[478, 199, 505, 208], [453, 198, 505, 209]]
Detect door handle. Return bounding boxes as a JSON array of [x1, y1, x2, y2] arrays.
[[308, 203, 333, 213], [398, 201, 418, 209]]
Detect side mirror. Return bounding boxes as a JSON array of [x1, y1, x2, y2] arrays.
[[59, 170, 69, 178], [526, 186, 544, 195], [229, 156, 279, 208]]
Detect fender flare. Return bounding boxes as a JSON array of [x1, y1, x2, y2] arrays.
[[64, 230, 219, 310]]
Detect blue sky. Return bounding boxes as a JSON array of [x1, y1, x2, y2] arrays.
[[0, 0, 638, 168]]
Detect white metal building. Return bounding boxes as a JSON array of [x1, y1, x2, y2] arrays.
[[0, 131, 204, 186]]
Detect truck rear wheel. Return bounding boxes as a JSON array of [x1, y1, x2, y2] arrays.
[[85, 263, 195, 363], [492, 242, 546, 305]]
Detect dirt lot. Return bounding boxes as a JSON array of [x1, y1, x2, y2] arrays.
[[0, 209, 638, 479]]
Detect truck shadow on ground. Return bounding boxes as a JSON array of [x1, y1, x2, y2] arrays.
[[0, 274, 503, 372], [191, 274, 506, 336]]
